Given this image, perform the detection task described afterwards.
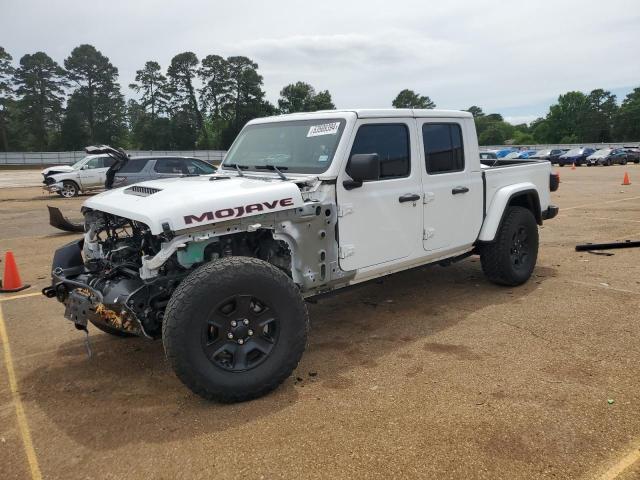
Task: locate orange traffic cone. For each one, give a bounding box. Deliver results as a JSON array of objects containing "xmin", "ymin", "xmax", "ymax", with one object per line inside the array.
[
  {"xmin": 622, "ymin": 172, "xmax": 631, "ymax": 186},
  {"xmin": 0, "ymin": 251, "xmax": 30, "ymax": 293},
  {"xmin": 571, "ymin": 163, "xmax": 576, "ymax": 170}
]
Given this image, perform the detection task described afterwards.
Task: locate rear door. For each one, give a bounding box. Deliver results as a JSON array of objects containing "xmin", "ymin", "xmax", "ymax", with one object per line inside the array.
[
  {"xmin": 419, "ymin": 120, "xmax": 483, "ymax": 252},
  {"xmin": 336, "ymin": 119, "xmax": 422, "ymax": 271}
]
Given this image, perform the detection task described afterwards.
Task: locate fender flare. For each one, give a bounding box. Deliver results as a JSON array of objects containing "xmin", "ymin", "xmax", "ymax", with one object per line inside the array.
[{"xmin": 477, "ymin": 183, "xmax": 541, "ymax": 242}]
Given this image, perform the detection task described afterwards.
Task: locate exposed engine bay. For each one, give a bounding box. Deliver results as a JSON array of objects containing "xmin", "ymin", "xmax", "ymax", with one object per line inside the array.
[{"xmin": 44, "ymin": 209, "xmax": 298, "ymax": 338}]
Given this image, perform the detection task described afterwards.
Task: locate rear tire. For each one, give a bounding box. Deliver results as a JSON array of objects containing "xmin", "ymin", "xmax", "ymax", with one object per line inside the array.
[
  {"xmin": 480, "ymin": 206, "xmax": 539, "ymax": 286},
  {"xmin": 162, "ymin": 257, "xmax": 309, "ymax": 402}
]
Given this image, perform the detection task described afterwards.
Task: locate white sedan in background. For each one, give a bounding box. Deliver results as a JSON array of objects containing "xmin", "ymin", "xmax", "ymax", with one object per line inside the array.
[{"xmin": 42, "ymin": 154, "xmax": 115, "ymax": 197}]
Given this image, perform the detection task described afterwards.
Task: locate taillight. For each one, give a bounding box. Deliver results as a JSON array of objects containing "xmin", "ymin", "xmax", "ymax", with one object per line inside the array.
[{"xmin": 550, "ymin": 173, "xmax": 560, "ymax": 192}]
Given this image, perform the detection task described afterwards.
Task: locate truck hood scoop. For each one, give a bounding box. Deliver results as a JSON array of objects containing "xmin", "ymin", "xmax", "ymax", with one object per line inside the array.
[
  {"xmin": 124, "ymin": 185, "xmax": 163, "ymax": 196},
  {"xmin": 84, "ymin": 175, "xmax": 305, "ymax": 235}
]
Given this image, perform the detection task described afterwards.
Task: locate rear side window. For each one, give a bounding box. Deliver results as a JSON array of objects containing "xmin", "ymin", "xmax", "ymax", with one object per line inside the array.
[
  {"xmin": 102, "ymin": 157, "xmax": 116, "ymax": 168},
  {"xmin": 85, "ymin": 157, "xmax": 102, "ymax": 169},
  {"xmin": 423, "ymin": 123, "xmax": 465, "ymax": 174},
  {"xmin": 118, "ymin": 159, "xmax": 148, "ymax": 173},
  {"xmin": 349, "ymin": 124, "xmax": 410, "ymax": 179}
]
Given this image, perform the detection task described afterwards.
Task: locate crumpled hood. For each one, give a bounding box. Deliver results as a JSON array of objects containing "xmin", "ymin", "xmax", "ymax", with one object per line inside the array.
[
  {"xmin": 42, "ymin": 165, "xmax": 74, "ymax": 175},
  {"xmin": 83, "ymin": 174, "xmax": 306, "ymax": 234}
]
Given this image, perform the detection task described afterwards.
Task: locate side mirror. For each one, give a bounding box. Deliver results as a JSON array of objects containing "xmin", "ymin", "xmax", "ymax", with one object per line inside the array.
[{"xmin": 344, "ymin": 153, "xmax": 380, "ymax": 190}]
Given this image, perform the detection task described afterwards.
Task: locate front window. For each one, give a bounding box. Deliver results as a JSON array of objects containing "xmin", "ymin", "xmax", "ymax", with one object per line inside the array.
[
  {"xmin": 187, "ymin": 159, "xmax": 216, "ymax": 174},
  {"xmin": 565, "ymin": 149, "xmax": 582, "ymax": 156},
  {"xmin": 222, "ymin": 119, "xmax": 346, "ymax": 174},
  {"xmin": 71, "ymin": 157, "xmax": 89, "ymax": 170}
]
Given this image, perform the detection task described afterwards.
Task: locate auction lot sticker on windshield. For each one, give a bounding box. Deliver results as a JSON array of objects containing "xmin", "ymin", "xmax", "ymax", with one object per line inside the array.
[{"xmin": 307, "ymin": 122, "xmax": 340, "ymax": 137}]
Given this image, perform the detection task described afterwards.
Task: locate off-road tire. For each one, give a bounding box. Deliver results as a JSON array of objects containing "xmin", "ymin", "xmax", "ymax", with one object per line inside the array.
[
  {"xmin": 89, "ymin": 319, "xmax": 136, "ymax": 337},
  {"xmin": 480, "ymin": 206, "xmax": 538, "ymax": 286},
  {"xmin": 162, "ymin": 257, "xmax": 309, "ymax": 403}
]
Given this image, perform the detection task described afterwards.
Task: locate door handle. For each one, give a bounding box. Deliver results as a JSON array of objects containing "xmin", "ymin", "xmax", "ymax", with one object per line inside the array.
[
  {"xmin": 452, "ymin": 186, "xmax": 469, "ymax": 195},
  {"xmin": 399, "ymin": 193, "xmax": 421, "ymax": 203}
]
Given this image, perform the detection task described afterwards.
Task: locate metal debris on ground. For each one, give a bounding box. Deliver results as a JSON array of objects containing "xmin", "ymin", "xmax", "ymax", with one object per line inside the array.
[{"xmin": 575, "ymin": 240, "xmax": 640, "ymax": 251}]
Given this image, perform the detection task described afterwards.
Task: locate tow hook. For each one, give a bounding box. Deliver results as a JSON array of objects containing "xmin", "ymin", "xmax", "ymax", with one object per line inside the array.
[{"xmin": 42, "ymin": 286, "xmax": 56, "ymax": 298}]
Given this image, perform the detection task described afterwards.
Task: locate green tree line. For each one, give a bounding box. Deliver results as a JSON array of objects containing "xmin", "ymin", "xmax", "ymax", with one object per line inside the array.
[
  {"xmin": 0, "ymin": 45, "xmax": 335, "ymax": 151},
  {"xmin": 392, "ymin": 88, "xmax": 640, "ymax": 145},
  {"xmin": 1, "ymin": 43, "xmax": 638, "ymax": 152}
]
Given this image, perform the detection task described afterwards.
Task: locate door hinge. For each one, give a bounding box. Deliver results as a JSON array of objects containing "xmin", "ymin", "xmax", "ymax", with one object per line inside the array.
[
  {"xmin": 423, "ymin": 228, "xmax": 435, "ymax": 240},
  {"xmin": 338, "ymin": 204, "xmax": 354, "ymax": 217},
  {"xmin": 423, "ymin": 192, "xmax": 435, "ymax": 204},
  {"xmin": 339, "ymin": 245, "xmax": 356, "ymax": 259}
]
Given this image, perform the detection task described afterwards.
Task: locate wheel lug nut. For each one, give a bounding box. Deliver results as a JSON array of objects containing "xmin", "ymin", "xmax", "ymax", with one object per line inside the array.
[
  {"xmin": 227, "ymin": 332, "xmax": 234, "ymax": 339},
  {"xmin": 248, "ymin": 329, "xmax": 253, "ymax": 336},
  {"xmin": 243, "ymin": 319, "xmax": 249, "ymax": 325},
  {"xmin": 238, "ymin": 339, "xmax": 244, "ymax": 345},
  {"xmin": 231, "ymin": 320, "xmax": 237, "ymax": 327}
]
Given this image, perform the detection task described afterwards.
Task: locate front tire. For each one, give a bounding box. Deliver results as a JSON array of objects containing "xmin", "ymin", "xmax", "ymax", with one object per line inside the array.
[
  {"xmin": 480, "ymin": 206, "xmax": 539, "ymax": 286},
  {"xmin": 59, "ymin": 181, "xmax": 79, "ymax": 198},
  {"xmin": 163, "ymin": 257, "xmax": 309, "ymax": 402}
]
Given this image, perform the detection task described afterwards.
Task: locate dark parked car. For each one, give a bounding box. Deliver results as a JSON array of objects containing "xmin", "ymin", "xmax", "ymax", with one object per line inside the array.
[
  {"xmin": 531, "ymin": 149, "xmax": 552, "ymax": 160},
  {"xmin": 109, "ymin": 156, "xmax": 217, "ymax": 188},
  {"xmin": 623, "ymin": 147, "xmax": 640, "ymax": 163},
  {"xmin": 558, "ymin": 147, "xmax": 596, "ymax": 167},
  {"xmin": 548, "ymin": 149, "xmax": 569, "ymax": 164},
  {"xmin": 586, "ymin": 148, "xmax": 628, "ymax": 166}
]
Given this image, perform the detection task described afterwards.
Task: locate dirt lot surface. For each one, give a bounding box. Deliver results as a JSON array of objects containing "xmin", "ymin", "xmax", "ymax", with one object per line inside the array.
[
  {"xmin": 1, "ymin": 165, "xmax": 639, "ymax": 480},
  {"xmin": 0, "ymin": 170, "xmax": 42, "ymax": 189}
]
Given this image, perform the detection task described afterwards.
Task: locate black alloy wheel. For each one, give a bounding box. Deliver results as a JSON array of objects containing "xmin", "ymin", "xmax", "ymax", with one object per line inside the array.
[{"xmin": 203, "ymin": 294, "xmax": 279, "ymax": 372}]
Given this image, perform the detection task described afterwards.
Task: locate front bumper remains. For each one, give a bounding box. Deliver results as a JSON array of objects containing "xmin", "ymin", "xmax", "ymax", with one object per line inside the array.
[{"xmin": 42, "ymin": 240, "xmax": 145, "ymax": 336}]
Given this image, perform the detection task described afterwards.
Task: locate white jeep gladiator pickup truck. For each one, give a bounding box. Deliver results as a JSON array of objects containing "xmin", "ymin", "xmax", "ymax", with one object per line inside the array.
[{"xmin": 43, "ymin": 109, "xmax": 559, "ymax": 402}]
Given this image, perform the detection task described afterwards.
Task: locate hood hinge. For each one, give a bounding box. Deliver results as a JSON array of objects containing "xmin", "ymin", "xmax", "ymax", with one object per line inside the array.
[
  {"xmin": 338, "ymin": 204, "xmax": 354, "ymax": 217},
  {"xmin": 338, "ymin": 245, "xmax": 355, "ymax": 259}
]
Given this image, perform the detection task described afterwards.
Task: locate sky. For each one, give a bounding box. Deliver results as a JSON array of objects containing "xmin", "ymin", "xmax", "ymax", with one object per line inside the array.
[{"xmin": 2, "ymin": 0, "xmax": 639, "ymax": 125}]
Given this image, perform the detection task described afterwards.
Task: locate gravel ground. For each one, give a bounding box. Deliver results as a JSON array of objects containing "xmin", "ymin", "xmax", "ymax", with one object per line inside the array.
[{"xmin": 0, "ymin": 165, "xmax": 639, "ymax": 480}]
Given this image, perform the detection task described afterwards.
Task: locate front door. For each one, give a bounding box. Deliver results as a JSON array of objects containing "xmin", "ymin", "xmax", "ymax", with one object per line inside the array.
[
  {"xmin": 337, "ymin": 120, "xmax": 422, "ymax": 271},
  {"xmin": 80, "ymin": 157, "xmax": 107, "ymax": 188},
  {"xmin": 418, "ymin": 120, "xmax": 483, "ymax": 252}
]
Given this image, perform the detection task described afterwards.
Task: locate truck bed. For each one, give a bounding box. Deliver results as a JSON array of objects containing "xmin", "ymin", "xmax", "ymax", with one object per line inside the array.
[{"xmin": 481, "ymin": 159, "xmax": 554, "ymax": 226}]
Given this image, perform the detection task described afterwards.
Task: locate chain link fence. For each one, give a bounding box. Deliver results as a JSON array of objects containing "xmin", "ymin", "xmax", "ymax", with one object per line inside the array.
[{"xmin": 0, "ymin": 150, "xmax": 227, "ymax": 166}]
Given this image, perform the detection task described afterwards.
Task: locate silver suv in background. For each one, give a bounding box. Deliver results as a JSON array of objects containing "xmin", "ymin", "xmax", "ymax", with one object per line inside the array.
[
  {"xmin": 110, "ymin": 156, "xmax": 217, "ymax": 188},
  {"xmin": 43, "ymin": 154, "xmax": 116, "ymax": 197}
]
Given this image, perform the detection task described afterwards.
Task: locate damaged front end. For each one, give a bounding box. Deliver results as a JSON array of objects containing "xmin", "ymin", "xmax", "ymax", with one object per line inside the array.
[{"xmin": 42, "ymin": 210, "xmax": 187, "ymax": 338}]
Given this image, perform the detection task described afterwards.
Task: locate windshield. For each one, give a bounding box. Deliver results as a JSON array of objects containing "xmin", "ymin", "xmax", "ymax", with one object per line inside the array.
[
  {"xmin": 222, "ymin": 119, "xmax": 346, "ymax": 174},
  {"xmin": 593, "ymin": 149, "xmax": 611, "ymax": 157},
  {"xmin": 71, "ymin": 157, "xmax": 89, "ymax": 169}
]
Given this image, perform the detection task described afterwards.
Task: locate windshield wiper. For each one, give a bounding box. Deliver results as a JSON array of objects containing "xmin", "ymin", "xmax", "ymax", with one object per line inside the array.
[
  {"xmin": 222, "ymin": 163, "xmax": 249, "ymax": 177},
  {"xmin": 253, "ymin": 164, "xmax": 288, "ymax": 180}
]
